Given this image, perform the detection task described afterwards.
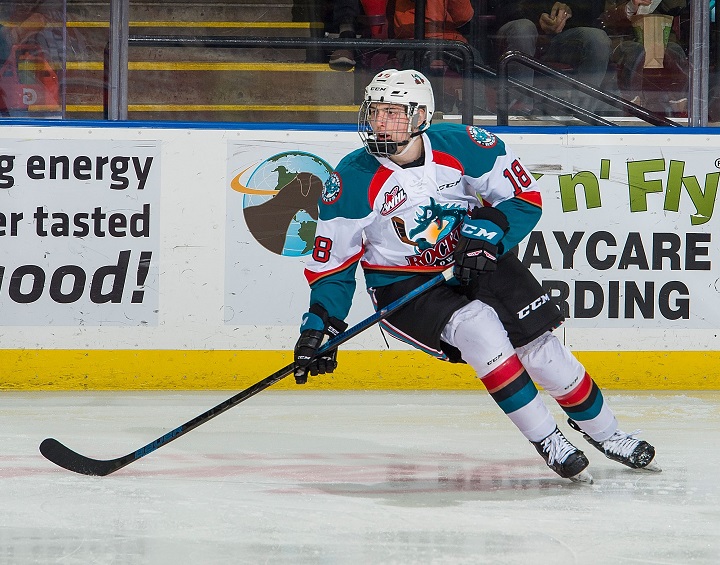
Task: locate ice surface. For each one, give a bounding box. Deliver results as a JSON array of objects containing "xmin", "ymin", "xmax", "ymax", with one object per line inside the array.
[{"xmin": 1, "ymin": 391, "xmax": 718, "ymax": 564}]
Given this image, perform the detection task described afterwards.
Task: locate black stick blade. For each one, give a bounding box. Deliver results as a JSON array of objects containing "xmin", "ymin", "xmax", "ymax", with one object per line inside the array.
[{"xmin": 40, "ymin": 438, "xmax": 130, "ymax": 476}]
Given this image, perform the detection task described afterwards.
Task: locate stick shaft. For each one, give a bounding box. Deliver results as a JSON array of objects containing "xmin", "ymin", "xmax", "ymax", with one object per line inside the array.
[{"xmin": 40, "ymin": 268, "xmax": 453, "ymax": 475}]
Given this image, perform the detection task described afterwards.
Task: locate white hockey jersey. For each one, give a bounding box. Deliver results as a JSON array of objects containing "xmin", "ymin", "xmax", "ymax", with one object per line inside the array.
[{"xmin": 304, "ymin": 123, "xmax": 543, "ymax": 321}]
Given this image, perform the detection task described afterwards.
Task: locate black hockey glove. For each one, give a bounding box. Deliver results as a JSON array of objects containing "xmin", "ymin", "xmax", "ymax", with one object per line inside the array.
[
  {"xmin": 453, "ymin": 206, "xmax": 510, "ymax": 286},
  {"xmin": 294, "ymin": 303, "xmax": 348, "ymax": 384}
]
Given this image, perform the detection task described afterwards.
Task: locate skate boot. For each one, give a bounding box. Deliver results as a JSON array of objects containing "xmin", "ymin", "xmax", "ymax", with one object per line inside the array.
[
  {"xmin": 568, "ymin": 419, "xmax": 661, "ymax": 472},
  {"xmin": 531, "ymin": 426, "xmax": 593, "ymax": 483}
]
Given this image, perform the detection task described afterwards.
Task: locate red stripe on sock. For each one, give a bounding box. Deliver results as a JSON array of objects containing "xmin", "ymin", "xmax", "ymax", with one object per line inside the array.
[
  {"xmin": 480, "ymin": 355, "xmax": 524, "ymax": 394},
  {"xmin": 556, "ymin": 372, "xmax": 593, "ymax": 407}
]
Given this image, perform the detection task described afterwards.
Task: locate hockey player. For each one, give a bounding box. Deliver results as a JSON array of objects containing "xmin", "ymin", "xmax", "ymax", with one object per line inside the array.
[{"xmin": 294, "ymin": 69, "xmax": 660, "ymax": 482}]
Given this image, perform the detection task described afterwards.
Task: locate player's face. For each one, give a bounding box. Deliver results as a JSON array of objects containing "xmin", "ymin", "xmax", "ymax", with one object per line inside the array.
[{"xmin": 367, "ymin": 103, "xmax": 412, "ymax": 144}]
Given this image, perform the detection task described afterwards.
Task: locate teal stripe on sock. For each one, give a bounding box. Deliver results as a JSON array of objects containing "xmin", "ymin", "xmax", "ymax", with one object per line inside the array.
[
  {"xmin": 564, "ymin": 389, "xmax": 604, "ymax": 421},
  {"xmin": 497, "ymin": 381, "xmax": 539, "ymax": 414}
]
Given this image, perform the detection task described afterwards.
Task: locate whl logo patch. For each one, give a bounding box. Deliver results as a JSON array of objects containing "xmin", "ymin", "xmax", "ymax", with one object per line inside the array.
[{"xmin": 380, "ymin": 186, "xmax": 407, "ymax": 216}]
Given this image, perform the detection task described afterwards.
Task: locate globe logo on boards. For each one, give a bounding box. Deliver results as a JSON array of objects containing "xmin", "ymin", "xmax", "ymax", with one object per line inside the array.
[{"xmin": 230, "ymin": 151, "xmax": 333, "ymax": 256}]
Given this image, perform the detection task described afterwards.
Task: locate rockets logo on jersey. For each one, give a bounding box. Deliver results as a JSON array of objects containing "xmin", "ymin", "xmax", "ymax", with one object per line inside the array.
[
  {"xmin": 380, "ymin": 186, "xmax": 407, "ymax": 216},
  {"xmin": 392, "ymin": 199, "xmax": 466, "ymax": 267},
  {"xmin": 467, "ymin": 126, "xmax": 497, "ymax": 148},
  {"xmin": 405, "ymin": 226, "xmax": 460, "ymax": 267},
  {"xmin": 322, "ymin": 172, "xmax": 342, "ymax": 205}
]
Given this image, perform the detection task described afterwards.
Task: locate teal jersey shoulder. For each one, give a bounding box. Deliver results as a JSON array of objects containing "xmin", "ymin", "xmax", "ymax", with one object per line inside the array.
[
  {"xmin": 319, "ymin": 148, "xmax": 378, "ymax": 221},
  {"xmin": 426, "ymin": 123, "xmax": 508, "ymax": 178}
]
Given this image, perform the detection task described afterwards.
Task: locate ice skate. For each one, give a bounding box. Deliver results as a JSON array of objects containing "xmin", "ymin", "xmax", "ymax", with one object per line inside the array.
[
  {"xmin": 531, "ymin": 426, "xmax": 593, "ymax": 484},
  {"xmin": 568, "ymin": 419, "xmax": 661, "ymax": 472}
]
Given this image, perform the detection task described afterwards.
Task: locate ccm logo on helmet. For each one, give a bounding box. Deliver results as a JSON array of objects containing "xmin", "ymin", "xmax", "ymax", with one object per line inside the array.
[{"xmin": 517, "ymin": 294, "xmax": 551, "ymax": 319}]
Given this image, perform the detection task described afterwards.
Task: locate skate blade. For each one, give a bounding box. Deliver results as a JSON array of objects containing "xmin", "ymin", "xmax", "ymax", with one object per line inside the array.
[
  {"xmin": 638, "ymin": 459, "xmax": 662, "ymax": 472},
  {"xmin": 569, "ymin": 470, "xmax": 594, "ymax": 484}
]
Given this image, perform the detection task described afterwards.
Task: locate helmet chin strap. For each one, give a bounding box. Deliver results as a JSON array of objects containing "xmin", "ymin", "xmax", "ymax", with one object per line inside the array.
[
  {"xmin": 393, "ymin": 134, "xmax": 420, "ymax": 158},
  {"xmin": 389, "ymin": 108, "xmax": 425, "ymax": 157}
]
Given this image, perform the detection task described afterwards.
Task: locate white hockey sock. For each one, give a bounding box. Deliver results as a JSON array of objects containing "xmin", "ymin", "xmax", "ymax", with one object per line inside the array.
[
  {"xmin": 442, "ymin": 302, "xmax": 557, "ymax": 442},
  {"xmin": 516, "ymin": 332, "xmax": 618, "ymax": 441}
]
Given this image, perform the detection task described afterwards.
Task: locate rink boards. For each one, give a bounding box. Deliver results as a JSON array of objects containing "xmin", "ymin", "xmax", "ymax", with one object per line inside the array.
[{"xmin": 0, "ymin": 121, "xmax": 718, "ymax": 390}]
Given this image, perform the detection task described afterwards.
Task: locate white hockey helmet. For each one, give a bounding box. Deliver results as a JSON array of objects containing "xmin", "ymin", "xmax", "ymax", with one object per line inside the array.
[{"xmin": 358, "ymin": 69, "xmax": 435, "ymax": 157}]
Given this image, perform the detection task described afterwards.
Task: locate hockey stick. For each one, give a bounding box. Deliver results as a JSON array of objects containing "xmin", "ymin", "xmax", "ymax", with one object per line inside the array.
[{"xmin": 40, "ymin": 267, "xmax": 454, "ymax": 476}]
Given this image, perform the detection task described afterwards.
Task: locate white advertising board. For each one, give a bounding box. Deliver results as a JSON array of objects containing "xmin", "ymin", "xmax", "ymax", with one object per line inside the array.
[
  {"xmin": 516, "ymin": 133, "xmax": 720, "ymax": 329},
  {"xmin": 0, "ymin": 123, "xmax": 718, "ymax": 389},
  {"xmin": 0, "ymin": 137, "xmax": 160, "ymax": 325}
]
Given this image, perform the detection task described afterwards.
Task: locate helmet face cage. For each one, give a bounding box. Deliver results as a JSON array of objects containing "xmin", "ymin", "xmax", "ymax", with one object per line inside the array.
[
  {"xmin": 358, "ymin": 100, "xmax": 421, "ymax": 157},
  {"xmin": 358, "ymin": 70, "xmax": 435, "ymax": 157}
]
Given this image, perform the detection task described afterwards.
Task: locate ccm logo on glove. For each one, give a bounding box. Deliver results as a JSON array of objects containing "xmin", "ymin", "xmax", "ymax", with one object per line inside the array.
[
  {"xmin": 453, "ymin": 206, "xmax": 510, "ymax": 286},
  {"xmin": 460, "ymin": 221, "xmax": 503, "ymax": 244}
]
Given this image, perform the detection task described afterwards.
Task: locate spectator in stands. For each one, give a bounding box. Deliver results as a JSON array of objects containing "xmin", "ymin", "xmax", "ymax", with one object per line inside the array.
[
  {"xmin": 390, "ymin": 0, "xmax": 491, "ymax": 113},
  {"xmin": 391, "ymin": 0, "xmax": 475, "ymax": 44},
  {"xmin": 328, "ymin": 1, "xmax": 399, "ymax": 72},
  {"xmin": 0, "ymin": 0, "xmax": 66, "ymax": 117},
  {"xmin": 0, "ymin": 23, "xmax": 9, "ymax": 115},
  {"xmin": 1, "ymin": 0, "xmax": 66, "ymax": 66},
  {"xmin": 0, "ymin": 23, "xmax": 10, "ymax": 65},
  {"xmin": 329, "ymin": 0, "xmax": 361, "ymax": 71},
  {"xmin": 602, "ymin": 0, "xmax": 689, "ymax": 110},
  {"xmin": 494, "ymin": 1, "xmax": 613, "ymax": 112},
  {"xmin": 391, "ymin": 0, "xmax": 477, "ymax": 67}
]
